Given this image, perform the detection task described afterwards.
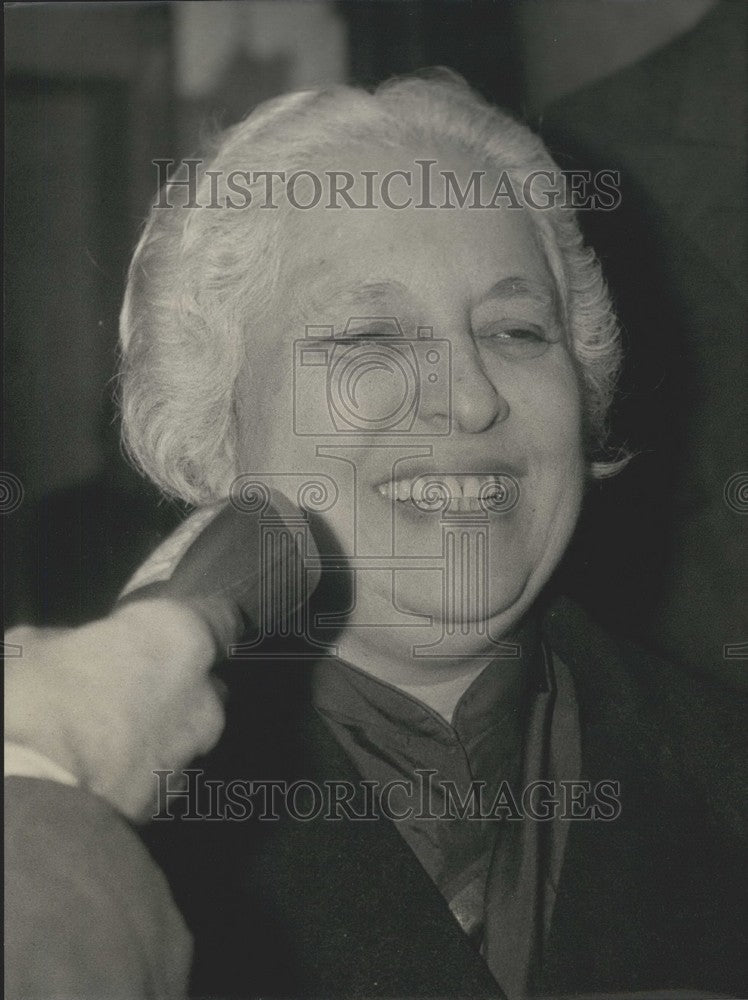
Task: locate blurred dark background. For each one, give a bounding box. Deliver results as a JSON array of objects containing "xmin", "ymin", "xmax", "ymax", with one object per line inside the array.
[{"xmin": 4, "ymin": 1, "xmax": 746, "ymax": 685}]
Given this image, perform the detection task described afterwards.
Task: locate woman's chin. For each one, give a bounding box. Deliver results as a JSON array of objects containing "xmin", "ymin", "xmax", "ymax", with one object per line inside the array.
[{"xmin": 391, "ymin": 568, "xmax": 530, "ymax": 631}]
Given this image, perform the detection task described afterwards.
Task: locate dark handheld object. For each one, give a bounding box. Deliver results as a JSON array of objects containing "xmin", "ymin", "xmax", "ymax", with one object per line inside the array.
[{"xmin": 117, "ymin": 491, "xmax": 321, "ymax": 653}]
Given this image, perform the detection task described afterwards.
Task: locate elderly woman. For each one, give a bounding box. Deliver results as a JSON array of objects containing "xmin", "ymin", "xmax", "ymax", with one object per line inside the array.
[{"xmin": 5, "ymin": 73, "xmax": 745, "ymax": 1000}]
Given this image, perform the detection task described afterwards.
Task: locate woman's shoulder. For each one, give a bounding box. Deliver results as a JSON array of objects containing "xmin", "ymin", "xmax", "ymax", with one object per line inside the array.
[
  {"xmin": 542, "ymin": 592, "xmax": 746, "ymax": 709},
  {"xmin": 542, "ymin": 594, "xmax": 747, "ymax": 843}
]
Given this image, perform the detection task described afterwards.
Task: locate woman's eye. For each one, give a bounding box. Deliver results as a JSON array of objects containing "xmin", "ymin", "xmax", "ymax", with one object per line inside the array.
[
  {"xmin": 339, "ymin": 329, "xmax": 397, "ymax": 342},
  {"xmin": 480, "ymin": 325, "xmax": 551, "ymax": 359}
]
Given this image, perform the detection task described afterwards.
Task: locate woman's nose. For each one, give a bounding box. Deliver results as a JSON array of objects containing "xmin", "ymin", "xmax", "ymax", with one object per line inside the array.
[{"xmin": 423, "ymin": 337, "xmax": 509, "ymax": 433}]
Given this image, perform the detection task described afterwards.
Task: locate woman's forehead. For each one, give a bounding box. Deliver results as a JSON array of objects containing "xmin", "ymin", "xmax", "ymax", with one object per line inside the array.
[{"xmin": 279, "ymin": 198, "xmax": 555, "ymax": 318}]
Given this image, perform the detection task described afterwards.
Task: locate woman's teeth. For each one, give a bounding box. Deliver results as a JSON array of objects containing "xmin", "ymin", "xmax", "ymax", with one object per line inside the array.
[{"xmin": 375, "ymin": 474, "xmax": 511, "ymax": 511}]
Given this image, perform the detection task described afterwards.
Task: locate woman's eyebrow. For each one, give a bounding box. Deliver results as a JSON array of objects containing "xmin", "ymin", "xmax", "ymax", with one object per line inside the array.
[
  {"xmin": 474, "ymin": 276, "xmax": 558, "ymax": 314},
  {"xmin": 301, "ymin": 278, "xmax": 417, "ymax": 326},
  {"xmin": 327, "ymin": 278, "xmax": 412, "ymax": 311}
]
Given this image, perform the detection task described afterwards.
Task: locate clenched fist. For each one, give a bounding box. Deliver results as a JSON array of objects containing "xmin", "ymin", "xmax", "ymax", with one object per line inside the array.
[{"xmin": 5, "ymin": 599, "xmax": 225, "ymax": 821}]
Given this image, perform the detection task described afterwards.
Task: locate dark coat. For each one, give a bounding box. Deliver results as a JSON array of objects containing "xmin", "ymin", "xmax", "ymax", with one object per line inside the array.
[
  {"xmin": 6, "ymin": 597, "xmax": 746, "ymax": 998},
  {"xmin": 144, "ymin": 596, "xmax": 747, "ymax": 998}
]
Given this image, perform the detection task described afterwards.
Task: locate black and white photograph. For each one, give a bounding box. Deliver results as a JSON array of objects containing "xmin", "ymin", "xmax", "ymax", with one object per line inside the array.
[{"xmin": 4, "ymin": 2, "xmax": 747, "ymax": 998}]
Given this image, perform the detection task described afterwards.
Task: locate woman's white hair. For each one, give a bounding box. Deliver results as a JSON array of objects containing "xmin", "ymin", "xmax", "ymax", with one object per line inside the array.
[{"xmin": 119, "ymin": 70, "xmax": 627, "ymax": 507}]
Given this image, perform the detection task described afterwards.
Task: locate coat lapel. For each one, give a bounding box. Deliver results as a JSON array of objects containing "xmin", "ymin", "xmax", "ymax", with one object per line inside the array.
[
  {"xmin": 238, "ymin": 708, "xmax": 502, "ymax": 997},
  {"xmin": 153, "ymin": 660, "xmax": 502, "ymax": 998},
  {"xmin": 538, "ymin": 596, "xmax": 745, "ymax": 996}
]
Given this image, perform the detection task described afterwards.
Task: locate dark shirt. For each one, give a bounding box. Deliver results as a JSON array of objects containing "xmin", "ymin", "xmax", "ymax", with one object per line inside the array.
[{"xmin": 311, "ymin": 617, "xmax": 580, "ymax": 998}]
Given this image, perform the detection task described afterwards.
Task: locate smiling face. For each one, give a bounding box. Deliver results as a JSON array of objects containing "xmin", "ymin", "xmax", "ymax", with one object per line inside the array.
[{"xmin": 235, "ymin": 143, "xmax": 585, "ymax": 666}]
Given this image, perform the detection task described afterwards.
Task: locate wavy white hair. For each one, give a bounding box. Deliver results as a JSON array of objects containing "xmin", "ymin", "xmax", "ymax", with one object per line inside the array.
[{"xmin": 119, "ymin": 70, "xmax": 627, "ymax": 506}]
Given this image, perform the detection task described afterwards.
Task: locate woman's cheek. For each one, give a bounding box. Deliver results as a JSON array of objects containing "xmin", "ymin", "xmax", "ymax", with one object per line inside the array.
[{"xmin": 516, "ymin": 370, "xmax": 583, "ymax": 458}]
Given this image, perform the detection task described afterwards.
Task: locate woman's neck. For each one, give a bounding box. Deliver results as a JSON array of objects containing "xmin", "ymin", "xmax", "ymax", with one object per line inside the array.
[{"xmin": 334, "ymin": 613, "xmax": 539, "ymax": 723}]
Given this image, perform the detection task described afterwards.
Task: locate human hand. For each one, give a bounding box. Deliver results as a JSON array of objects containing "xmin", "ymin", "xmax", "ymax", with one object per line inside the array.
[{"xmin": 5, "ymin": 599, "xmax": 224, "ymax": 821}]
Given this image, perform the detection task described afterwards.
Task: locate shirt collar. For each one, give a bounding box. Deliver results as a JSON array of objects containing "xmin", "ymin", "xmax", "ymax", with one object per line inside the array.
[{"xmin": 311, "ymin": 613, "xmax": 547, "ymax": 750}]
